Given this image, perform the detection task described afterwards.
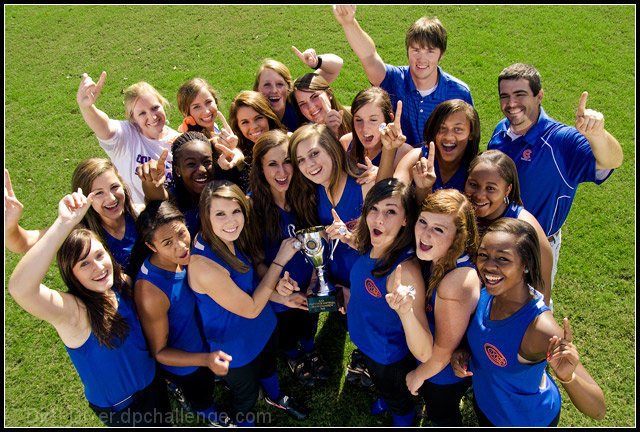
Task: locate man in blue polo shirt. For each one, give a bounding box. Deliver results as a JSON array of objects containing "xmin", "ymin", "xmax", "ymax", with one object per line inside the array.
[
  {"xmin": 333, "ymin": 5, "xmax": 473, "ymax": 147},
  {"xmin": 488, "ymin": 63, "xmax": 623, "ymax": 288}
]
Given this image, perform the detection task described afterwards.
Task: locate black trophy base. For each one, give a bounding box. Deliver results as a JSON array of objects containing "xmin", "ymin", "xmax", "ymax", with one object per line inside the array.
[{"xmin": 307, "ymin": 294, "xmax": 338, "ymax": 313}]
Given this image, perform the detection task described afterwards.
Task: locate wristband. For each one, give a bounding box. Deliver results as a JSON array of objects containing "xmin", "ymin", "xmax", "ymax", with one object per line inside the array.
[
  {"xmin": 313, "ymin": 56, "xmax": 323, "ymax": 70},
  {"xmin": 556, "ymin": 371, "xmax": 576, "ymax": 384},
  {"xmin": 272, "ymin": 261, "xmax": 284, "ymax": 268}
]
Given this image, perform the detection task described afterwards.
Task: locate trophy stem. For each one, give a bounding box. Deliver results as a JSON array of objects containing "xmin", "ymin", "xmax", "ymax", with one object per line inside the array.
[{"xmin": 316, "ymin": 267, "xmax": 330, "ymax": 296}]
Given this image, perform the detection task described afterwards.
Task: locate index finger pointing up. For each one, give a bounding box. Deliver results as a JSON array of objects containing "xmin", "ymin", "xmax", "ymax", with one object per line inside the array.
[
  {"xmin": 5, "ymin": 169, "xmax": 15, "ymax": 197},
  {"xmin": 394, "ymin": 264, "xmax": 403, "ymax": 291},
  {"xmin": 217, "ymin": 111, "xmax": 232, "ymax": 133},
  {"xmin": 331, "ymin": 208, "xmax": 343, "ymax": 224},
  {"xmin": 291, "ymin": 45, "xmax": 304, "ymax": 60},
  {"xmin": 577, "ymin": 91, "xmax": 588, "ymax": 117},
  {"xmin": 157, "ymin": 148, "xmax": 169, "ymax": 167},
  {"xmin": 562, "ymin": 317, "xmax": 573, "ymax": 343},
  {"xmin": 395, "ymin": 100, "xmax": 403, "ymax": 125}
]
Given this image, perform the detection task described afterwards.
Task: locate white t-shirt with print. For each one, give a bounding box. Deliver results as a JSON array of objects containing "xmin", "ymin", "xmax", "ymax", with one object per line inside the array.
[{"xmin": 97, "ymin": 119, "xmax": 180, "ymax": 205}]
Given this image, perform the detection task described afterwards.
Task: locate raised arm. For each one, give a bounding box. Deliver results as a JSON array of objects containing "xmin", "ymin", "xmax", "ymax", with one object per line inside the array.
[
  {"xmin": 292, "ymin": 46, "xmax": 344, "ymax": 85},
  {"xmin": 332, "ymin": 5, "xmax": 387, "ymax": 86},
  {"xmin": 76, "ymin": 71, "xmax": 116, "ymax": 141},
  {"xmin": 575, "ymin": 92, "xmax": 623, "ymax": 170}
]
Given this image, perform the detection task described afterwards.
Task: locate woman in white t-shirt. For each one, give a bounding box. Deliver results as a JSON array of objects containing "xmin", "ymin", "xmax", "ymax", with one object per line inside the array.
[{"xmin": 77, "ymin": 72, "xmax": 180, "ymax": 205}]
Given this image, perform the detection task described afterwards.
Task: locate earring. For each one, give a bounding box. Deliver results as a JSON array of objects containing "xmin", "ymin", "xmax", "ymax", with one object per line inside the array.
[
  {"xmin": 504, "ymin": 196, "xmax": 510, "ymax": 205},
  {"xmin": 524, "ymin": 268, "xmax": 529, "ymax": 274}
]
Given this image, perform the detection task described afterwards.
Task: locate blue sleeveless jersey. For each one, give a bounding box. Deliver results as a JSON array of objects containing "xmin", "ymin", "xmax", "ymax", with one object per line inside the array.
[
  {"xmin": 282, "ymin": 102, "xmax": 301, "ymax": 132},
  {"xmin": 502, "ymin": 203, "xmax": 524, "ymax": 219},
  {"xmin": 348, "ymin": 248, "xmax": 415, "ymax": 365},
  {"xmin": 167, "ymin": 184, "xmax": 200, "ymax": 239},
  {"xmin": 65, "ymin": 288, "xmax": 155, "ymax": 408},
  {"xmin": 346, "ymin": 140, "xmax": 383, "ymax": 167},
  {"xmin": 468, "ymin": 287, "xmax": 561, "ymax": 426},
  {"xmin": 263, "ymin": 208, "xmax": 314, "ymax": 313},
  {"xmin": 420, "ymin": 144, "xmax": 468, "ymax": 193},
  {"xmin": 317, "ymin": 175, "xmax": 363, "ymax": 287},
  {"xmin": 191, "ymin": 234, "xmax": 276, "ymax": 368},
  {"xmin": 104, "ymin": 212, "xmax": 137, "ymax": 274},
  {"xmin": 423, "ymin": 254, "xmax": 477, "ymax": 385},
  {"xmin": 136, "ymin": 258, "xmax": 207, "ymax": 376}
]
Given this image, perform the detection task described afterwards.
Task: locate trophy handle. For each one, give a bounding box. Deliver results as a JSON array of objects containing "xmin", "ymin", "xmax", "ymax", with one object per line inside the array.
[
  {"xmin": 287, "ymin": 223, "xmax": 297, "ymax": 238},
  {"xmin": 329, "ymin": 237, "xmax": 339, "ymax": 261}
]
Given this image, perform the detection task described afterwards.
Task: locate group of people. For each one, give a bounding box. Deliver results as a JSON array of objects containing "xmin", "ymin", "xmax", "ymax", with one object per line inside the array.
[{"xmin": 6, "ymin": 5, "xmax": 621, "ymax": 427}]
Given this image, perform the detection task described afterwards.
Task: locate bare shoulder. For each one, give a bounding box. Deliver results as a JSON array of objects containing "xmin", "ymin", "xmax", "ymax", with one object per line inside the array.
[
  {"xmin": 437, "ymin": 266, "xmax": 481, "ymax": 303},
  {"xmin": 187, "ymin": 254, "xmax": 230, "ymax": 294}
]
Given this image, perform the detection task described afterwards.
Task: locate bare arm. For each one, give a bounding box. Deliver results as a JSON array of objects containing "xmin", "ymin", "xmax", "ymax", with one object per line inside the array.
[
  {"xmin": 76, "ymin": 71, "xmax": 116, "ymax": 141},
  {"xmin": 292, "ymin": 46, "xmax": 344, "ymax": 85}
]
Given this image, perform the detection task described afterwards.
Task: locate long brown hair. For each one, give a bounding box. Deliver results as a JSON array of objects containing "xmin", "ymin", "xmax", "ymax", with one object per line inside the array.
[
  {"xmin": 420, "ymin": 189, "xmax": 479, "ymax": 303},
  {"xmin": 176, "ymin": 78, "xmax": 220, "ymax": 138},
  {"xmin": 354, "ymin": 178, "xmax": 418, "ymax": 277},
  {"xmin": 57, "ymin": 229, "xmax": 130, "ymax": 349},
  {"xmin": 348, "ymin": 87, "xmax": 394, "ymax": 165},
  {"xmin": 198, "ymin": 180, "xmax": 260, "ymax": 273}
]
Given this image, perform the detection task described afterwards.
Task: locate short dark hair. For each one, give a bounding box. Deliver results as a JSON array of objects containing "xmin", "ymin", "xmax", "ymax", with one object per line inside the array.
[
  {"xmin": 405, "ymin": 16, "xmax": 447, "ymax": 53},
  {"xmin": 498, "ymin": 63, "xmax": 542, "ymax": 96}
]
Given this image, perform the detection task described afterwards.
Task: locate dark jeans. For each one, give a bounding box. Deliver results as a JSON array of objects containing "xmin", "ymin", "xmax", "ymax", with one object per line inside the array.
[
  {"xmin": 89, "ymin": 373, "xmax": 171, "ymax": 427},
  {"xmin": 161, "ymin": 366, "xmax": 217, "ymax": 412},
  {"xmin": 419, "ymin": 376, "xmax": 472, "ymax": 426},
  {"xmin": 222, "ymin": 329, "xmax": 278, "ymax": 416},
  {"xmin": 362, "ymin": 351, "xmax": 417, "ymax": 417}
]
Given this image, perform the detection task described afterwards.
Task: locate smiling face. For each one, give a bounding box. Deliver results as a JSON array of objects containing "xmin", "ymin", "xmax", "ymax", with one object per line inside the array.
[
  {"xmin": 294, "ymin": 136, "xmax": 333, "ymax": 188},
  {"xmin": 262, "ymin": 142, "xmax": 293, "ymax": 194},
  {"xmin": 147, "ymin": 220, "xmax": 191, "ymax": 268},
  {"xmin": 366, "ymin": 195, "xmax": 407, "ymax": 254},
  {"xmin": 209, "ymin": 197, "xmax": 245, "ymax": 246},
  {"xmin": 499, "ymin": 78, "xmax": 543, "ymax": 135},
  {"xmin": 131, "ymin": 91, "xmax": 167, "ymax": 139},
  {"xmin": 257, "ymin": 69, "xmax": 289, "ymax": 118},
  {"xmin": 476, "ymin": 230, "xmax": 527, "ymax": 296},
  {"xmin": 175, "ymin": 140, "xmax": 214, "ymax": 197},
  {"xmin": 353, "ymin": 102, "xmax": 385, "ymax": 152},
  {"xmin": 407, "ymin": 42, "xmax": 442, "ymax": 88},
  {"xmin": 294, "ymin": 89, "xmax": 331, "ymax": 124},
  {"xmin": 90, "ymin": 169, "xmax": 126, "ymax": 223},
  {"xmin": 464, "ymin": 162, "xmax": 512, "ymax": 220},
  {"xmin": 236, "ymin": 105, "xmax": 270, "ymax": 143},
  {"xmin": 72, "ymin": 238, "xmax": 114, "ymax": 293},
  {"xmin": 189, "ymin": 87, "xmax": 218, "ymax": 131},
  {"xmin": 414, "ymin": 211, "xmax": 457, "ymax": 262},
  {"xmin": 435, "ymin": 110, "xmax": 471, "ymax": 166}
]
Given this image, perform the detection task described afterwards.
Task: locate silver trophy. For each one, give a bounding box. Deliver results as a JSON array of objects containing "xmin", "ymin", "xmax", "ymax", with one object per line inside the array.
[{"xmin": 289, "ymin": 225, "xmax": 339, "ymax": 313}]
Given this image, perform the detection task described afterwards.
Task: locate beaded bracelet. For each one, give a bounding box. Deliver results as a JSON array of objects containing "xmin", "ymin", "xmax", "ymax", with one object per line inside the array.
[{"xmin": 556, "ymin": 371, "xmax": 576, "ymax": 384}]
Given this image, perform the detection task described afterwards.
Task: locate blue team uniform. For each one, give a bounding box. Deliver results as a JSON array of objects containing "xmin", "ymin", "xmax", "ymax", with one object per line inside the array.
[
  {"xmin": 190, "ymin": 234, "xmax": 276, "ymax": 368},
  {"xmin": 135, "ymin": 258, "xmax": 207, "ymax": 376},
  {"xmin": 380, "ymin": 65, "xmax": 474, "ymax": 147},
  {"xmin": 282, "ymin": 102, "xmax": 301, "ymax": 132},
  {"xmin": 467, "ymin": 287, "xmax": 560, "ymax": 426},
  {"xmin": 488, "ymin": 107, "xmax": 613, "ymax": 237},
  {"xmin": 65, "ymin": 288, "xmax": 155, "ymax": 409},
  {"xmin": 103, "ymin": 212, "xmax": 137, "ymax": 274},
  {"xmin": 317, "ymin": 175, "xmax": 363, "ymax": 287}
]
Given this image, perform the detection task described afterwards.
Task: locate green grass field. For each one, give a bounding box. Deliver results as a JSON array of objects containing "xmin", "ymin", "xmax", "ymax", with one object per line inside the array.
[{"xmin": 4, "ymin": 4, "xmax": 635, "ymax": 427}]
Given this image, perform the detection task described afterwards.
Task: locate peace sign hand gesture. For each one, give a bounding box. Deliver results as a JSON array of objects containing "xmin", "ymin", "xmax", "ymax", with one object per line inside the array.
[
  {"xmin": 412, "ymin": 141, "xmax": 437, "ymax": 191},
  {"xmin": 77, "ymin": 71, "xmax": 106, "ymax": 109},
  {"xmin": 356, "ymin": 156, "xmax": 378, "ymax": 185},
  {"xmin": 385, "ymin": 264, "xmax": 416, "ymax": 316},
  {"xmin": 58, "ymin": 188, "xmax": 96, "ymax": 226},
  {"xmin": 575, "ymin": 92, "xmax": 605, "ymax": 138},
  {"xmin": 380, "ymin": 101, "xmax": 406, "ymax": 151},
  {"xmin": 136, "ymin": 149, "xmax": 168, "ymax": 188},
  {"xmin": 4, "ymin": 169, "xmax": 24, "ymax": 229},
  {"xmin": 212, "ymin": 111, "xmax": 238, "ymax": 150},
  {"xmin": 292, "ymin": 46, "xmax": 321, "ymax": 70},
  {"xmin": 548, "ymin": 317, "xmax": 580, "ymax": 384},
  {"xmin": 215, "ymin": 144, "xmax": 245, "ymax": 170}
]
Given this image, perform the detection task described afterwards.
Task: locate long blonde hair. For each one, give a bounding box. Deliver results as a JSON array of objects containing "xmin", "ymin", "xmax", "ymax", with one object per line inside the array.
[{"xmin": 123, "ymin": 81, "xmax": 169, "ymax": 122}]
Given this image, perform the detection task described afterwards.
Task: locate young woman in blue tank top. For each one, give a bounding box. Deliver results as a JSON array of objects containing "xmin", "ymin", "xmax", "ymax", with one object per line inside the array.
[
  {"xmin": 188, "ymin": 180, "xmax": 309, "ymax": 426},
  {"xmin": 5, "ymin": 159, "xmax": 140, "ymax": 278},
  {"xmin": 347, "ymin": 178, "xmax": 426, "ymax": 426},
  {"xmin": 387, "ymin": 189, "xmax": 482, "ymax": 426},
  {"xmin": 288, "ymin": 123, "xmax": 375, "ymax": 307},
  {"xmin": 249, "ymin": 130, "xmax": 330, "ymax": 387},
  {"xmin": 378, "ymin": 99, "xmax": 481, "ymax": 204},
  {"xmin": 451, "ymin": 218, "xmax": 605, "ymax": 426},
  {"xmin": 8, "ymin": 190, "xmax": 169, "ymax": 426},
  {"xmin": 128, "ymin": 200, "xmax": 233, "ymax": 426},
  {"xmin": 464, "ymin": 149, "xmax": 553, "ymax": 304}
]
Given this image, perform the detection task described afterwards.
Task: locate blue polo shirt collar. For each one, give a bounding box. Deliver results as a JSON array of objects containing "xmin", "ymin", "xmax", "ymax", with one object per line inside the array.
[
  {"xmin": 501, "ymin": 106, "xmax": 553, "ymax": 147},
  {"xmin": 407, "ymin": 66, "xmax": 443, "ymax": 97}
]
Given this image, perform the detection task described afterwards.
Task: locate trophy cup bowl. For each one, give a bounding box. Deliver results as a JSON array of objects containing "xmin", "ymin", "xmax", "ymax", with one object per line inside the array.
[{"xmin": 294, "ymin": 226, "xmax": 338, "ymax": 313}]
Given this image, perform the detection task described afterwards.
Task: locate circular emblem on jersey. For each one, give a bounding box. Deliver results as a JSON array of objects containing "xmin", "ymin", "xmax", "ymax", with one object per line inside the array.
[
  {"xmin": 365, "ymin": 278, "xmax": 382, "ymax": 298},
  {"xmin": 522, "ymin": 149, "xmax": 532, "ymax": 161},
  {"xmin": 346, "ymin": 219, "xmax": 359, "ymax": 231},
  {"xmin": 306, "ymin": 239, "xmax": 318, "ymax": 250},
  {"xmin": 425, "ymin": 304, "xmax": 433, "ymax": 313},
  {"xmin": 484, "ymin": 343, "xmax": 507, "ymax": 367}
]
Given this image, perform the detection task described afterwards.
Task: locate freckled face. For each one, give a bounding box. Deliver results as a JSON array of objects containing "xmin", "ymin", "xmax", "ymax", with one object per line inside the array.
[{"xmin": 414, "ymin": 211, "xmax": 456, "ymax": 263}]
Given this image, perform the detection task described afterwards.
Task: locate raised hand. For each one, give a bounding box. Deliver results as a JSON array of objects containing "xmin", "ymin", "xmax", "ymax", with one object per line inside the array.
[
  {"xmin": 547, "ymin": 317, "xmax": 580, "ymax": 384},
  {"xmin": 58, "ymin": 188, "xmax": 95, "ymax": 225},
  {"xmin": 274, "ymin": 237, "xmax": 303, "ymax": 266},
  {"xmin": 207, "ymin": 350, "xmax": 232, "ymax": 376},
  {"xmin": 292, "ymin": 46, "xmax": 321, "ymax": 69},
  {"xmin": 412, "ymin": 141, "xmax": 437, "ymax": 191},
  {"xmin": 76, "ymin": 71, "xmax": 106, "ymax": 109},
  {"xmin": 275, "ymin": 270, "xmax": 301, "ymax": 297},
  {"xmin": 325, "ymin": 208, "xmax": 350, "ymax": 242},
  {"xmin": 213, "ymin": 111, "xmax": 238, "ymax": 150},
  {"xmin": 136, "ymin": 148, "xmax": 168, "ymax": 187},
  {"xmin": 215, "ymin": 144, "xmax": 245, "ymax": 170},
  {"xmin": 356, "ymin": 156, "xmax": 378, "ymax": 185},
  {"xmin": 575, "ymin": 92, "xmax": 605, "ymax": 138},
  {"xmin": 385, "ymin": 264, "xmax": 416, "ymax": 316},
  {"xmin": 4, "ymin": 169, "xmax": 24, "ymax": 228},
  {"xmin": 380, "ymin": 101, "xmax": 406, "ymax": 151},
  {"xmin": 322, "ymin": 93, "xmax": 343, "ymax": 136},
  {"xmin": 332, "ymin": 4, "xmax": 357, "ymax": 25}
]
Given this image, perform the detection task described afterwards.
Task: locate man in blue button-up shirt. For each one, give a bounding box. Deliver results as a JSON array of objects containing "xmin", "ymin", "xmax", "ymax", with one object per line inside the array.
[{"xmin": 333, "ymin": 5, "xmax": 473, "ymax": 147}]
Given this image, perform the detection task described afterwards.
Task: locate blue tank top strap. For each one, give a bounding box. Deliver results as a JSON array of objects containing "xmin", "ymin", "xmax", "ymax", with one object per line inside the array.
[
  {"xmin": 502, "ymin": 203, "xmax": 524, "ymax": 219},
  {"xmin": 65, "ymin": 287, "xmax": 156, "ymax": 408},
  {"xmin": 190, "ymin": 234, "xmax": 276, "ymax": 368},
  {"xmin": 467, "ymin": 288, "xmax": 559, "ymax": 426},
  {"xmin": 136, "ymin": 258, "xmax": 206, "ymax": 376},
  {"xmin": 103, "ymin": 212, "xmax": 138, "ymax": 274}
]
